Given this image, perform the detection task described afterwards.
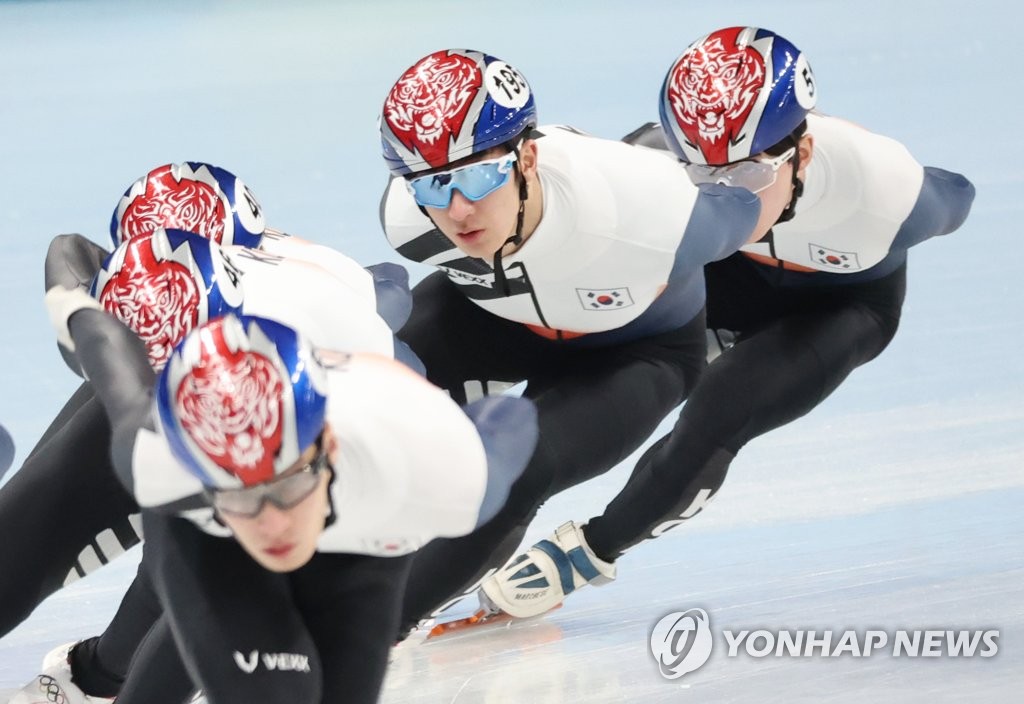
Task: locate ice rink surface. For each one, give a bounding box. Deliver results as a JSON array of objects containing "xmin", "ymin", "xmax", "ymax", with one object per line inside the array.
[{"xmin": 0, "ymin": 1, "xmax": 1021, "ymax": 701}]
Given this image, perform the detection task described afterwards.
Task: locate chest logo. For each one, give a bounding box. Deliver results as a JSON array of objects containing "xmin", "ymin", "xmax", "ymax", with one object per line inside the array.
[{"xmin": 577, "ymin": 287, "xmax": 634, "ymax": 310}]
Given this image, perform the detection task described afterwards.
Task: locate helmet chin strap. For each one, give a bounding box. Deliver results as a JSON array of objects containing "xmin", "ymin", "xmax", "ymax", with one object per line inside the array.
[
  {"xmin": 491, "ymin": 145, "xmax": 528, "ymax": 297},
  {"xmin": 323, "ymin": 458, "xmax": 338, "ymax": 528},
  {"xmin": 774, "ymin": 140, "xmax": 804, "ymax": 226}
]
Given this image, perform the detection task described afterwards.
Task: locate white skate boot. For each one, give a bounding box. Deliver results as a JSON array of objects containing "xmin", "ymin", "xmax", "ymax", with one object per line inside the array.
[
  {"xmin": 8, "ymin": 642, "xmax": 113, "ymax": 704},
  {"xmin": 480, "ymin": 521, "xmax": 616, "ymax": 618}
]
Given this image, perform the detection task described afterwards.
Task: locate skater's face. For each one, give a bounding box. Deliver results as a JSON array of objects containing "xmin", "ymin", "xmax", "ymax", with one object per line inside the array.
[
  {"xmin": 415, "ymin": 141, "xmax": 539, "ymax": 260},
  {"xmin": 747, "ymin": 133, "xmax": 814, "ymax": 242},
  {"xmin": 218, "ymin": 430, "xmax": 335, "ymax": 573}
]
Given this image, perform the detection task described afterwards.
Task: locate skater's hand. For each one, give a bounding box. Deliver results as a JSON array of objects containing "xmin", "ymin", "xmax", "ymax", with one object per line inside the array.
[{"xmin": 44, "ymin": 284, "xmax": 102, "ymax": 355}]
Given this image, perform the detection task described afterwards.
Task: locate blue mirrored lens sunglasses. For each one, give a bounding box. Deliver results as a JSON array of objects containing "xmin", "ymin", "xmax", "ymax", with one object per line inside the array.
[{"xmin": 406, "ymin": 152, "xmax": 518, "ymax": 208}]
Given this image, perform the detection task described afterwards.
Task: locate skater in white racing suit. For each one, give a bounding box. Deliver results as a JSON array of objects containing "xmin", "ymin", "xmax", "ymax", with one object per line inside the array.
[
  {"xmin": 376, "ymin": 48, "xmax": 761, "ymax": 633},
  {"xmin": 483, "ymin": 26, "xmax": 975, "ymax": 618}
]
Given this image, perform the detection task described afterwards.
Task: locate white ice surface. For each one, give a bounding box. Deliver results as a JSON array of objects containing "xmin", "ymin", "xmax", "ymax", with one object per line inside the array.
[{"xmin": 1, "ymin": 1, "xmax": 1021, "ymax": 701}]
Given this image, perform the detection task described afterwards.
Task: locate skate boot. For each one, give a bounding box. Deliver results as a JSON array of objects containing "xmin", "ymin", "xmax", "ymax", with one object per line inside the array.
[
  {"xmin": 9, "ymin": 642, "xmax": 114, "ymax": 704},
  {"xmin": 480, "ymin": 521, "xmax": 616, "ymax": 618}
]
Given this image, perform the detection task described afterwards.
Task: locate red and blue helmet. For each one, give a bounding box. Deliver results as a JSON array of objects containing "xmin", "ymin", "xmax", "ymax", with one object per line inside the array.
[
  {"xmin": 90, "ymin": 228, "xmax": 245, "ymax": 370},
  {"xmin": 110, "ymin": 162, "xmax": 266, "ymax": 249},
  {"xmin": 659, "ymin": 27, "xmax": 817, "ymax": 166},
  {"xmin": 380, "ymin": 49, "xmax": 538, "ymax": 176},
  {"xmin": 157, "ymin": 314, "xmax": 328, "ymax": 490}
]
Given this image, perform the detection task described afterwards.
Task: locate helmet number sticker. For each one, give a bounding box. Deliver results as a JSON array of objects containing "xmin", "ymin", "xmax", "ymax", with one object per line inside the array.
[
  {"xmin": 794, "ymin": 54, "xmax": 817, "ymax": 109},
  {"xmin": 242, "ymin": 186, "xmax": 262, "ymax": 220},
  {"xmin": 485, "ymin": 61, "xmax": 531, "ymax": 109},
  {"xmin": 212, "ymin": 247, "xmax": 246, "ymax": 308},
  {"xmin": 217, "ymin": 249, "xmax": 243, "ymax": 286}
]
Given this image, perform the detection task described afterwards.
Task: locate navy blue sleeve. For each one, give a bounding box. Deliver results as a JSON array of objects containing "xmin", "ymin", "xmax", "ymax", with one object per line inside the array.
[
  {"xmin": 892, "ymin": 167, "xmax": 975, "ymax": 250},
  {"xmin": 676, "ymin": 183, "xmax": 761, "ymax": 267},
  {"xmin": 364, "ymin": 262, "xmax": 414, "ymax": 332},
  {"xmin": 460, "ymin": 396, "xmax": 538, "ymax": 528},
  {"xmin": 392, "ymin": 337, "xmax": 427, "ymax": 377},
  {"xmin": 364, "ymin": 261, "xmax": 425, "ymax": 374}
]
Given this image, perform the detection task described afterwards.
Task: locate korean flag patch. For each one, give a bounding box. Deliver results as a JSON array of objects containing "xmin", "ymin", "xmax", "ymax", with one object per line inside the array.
[
  {"xmin": 577, "ymin": 287, "xmax": 634, "ymax": 310},
  {"xmin": 809, "ymin": 244, "xmax": 861, "ymax": 271}
]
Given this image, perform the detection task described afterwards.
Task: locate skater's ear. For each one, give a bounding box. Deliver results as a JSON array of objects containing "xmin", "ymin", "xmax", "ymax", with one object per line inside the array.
[{"xmin": 321, "ymin": 422, "xmax": 338, "ymax": 476}]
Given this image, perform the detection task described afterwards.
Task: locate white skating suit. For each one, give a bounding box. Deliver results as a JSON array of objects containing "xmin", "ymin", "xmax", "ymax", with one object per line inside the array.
[
  {"xmin": 738, "ymin": 112, "xmax": 973, "ymax": 284},
  {"xmin": 580, "ymin": 114, "xmax": 975, "ymax": 562},
  {"xmin": 258, "ymin": 229, "xmax": 378, "ymax": 301},
  {"xmin": 129, "ymin": 350, "xmax": 532, "ymax": 556},
  {"xmin": 381, "ymin": 124, "xmax": 761, "ymax": 345},
  {"xmin": 224, "ymin": 240, "xmax": 397, "ymax": 358},
  {"xmin": 254, "ymin": 228, "xmax": 415, "ymax": 342},
  {"xmin": 380, "ymin": 126, "xmax": 760, "ymax": 631}
]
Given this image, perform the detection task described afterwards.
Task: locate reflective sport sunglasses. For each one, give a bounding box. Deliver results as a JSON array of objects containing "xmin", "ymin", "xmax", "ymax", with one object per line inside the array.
[
  {"xmin": 684, "ymin": 146, "xmax": 796, "ymax": 194},
  {"xmin": 406, "ymin": 152, "xmax": 518, "ymax": 208},
  {"xmin": 207, "ymin": 447, "xmax": 329, "ymax": 518}
]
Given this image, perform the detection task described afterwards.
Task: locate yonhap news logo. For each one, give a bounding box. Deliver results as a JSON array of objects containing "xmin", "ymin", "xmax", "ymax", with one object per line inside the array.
[
  {"xmin": 649, "ymin": 609, "xmax": 999, "ymax": 680},
  {"xmin": 649, "ymin": 609, "xmax": 714, "ymax": 679}
]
